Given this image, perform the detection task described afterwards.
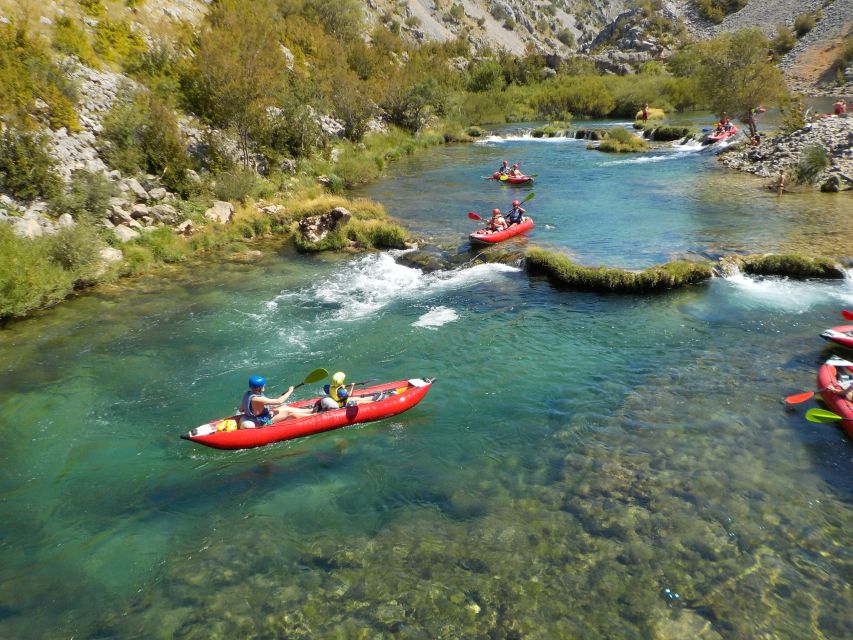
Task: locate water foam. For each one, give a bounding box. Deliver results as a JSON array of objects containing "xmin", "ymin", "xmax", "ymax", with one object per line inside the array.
[
  {"xmin": 274, "ymin": 253, "xmax": 519, "ymax": 323},
  {"xmin": 477, "ymin": 133, "xmax": 582, "ymax": 144},
  {"xmin": 722, "ymin": 270, "xmax": 853, "ymax": 312},
  {"xmin": 412, "ymin": 306, "xmax": 459, "ymax": 329}
]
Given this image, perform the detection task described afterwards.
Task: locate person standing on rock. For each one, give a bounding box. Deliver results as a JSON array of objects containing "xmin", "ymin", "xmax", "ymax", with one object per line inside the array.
[{"xmin": 641, "ymin": 103, "xmax": 649, "ymax": 125}]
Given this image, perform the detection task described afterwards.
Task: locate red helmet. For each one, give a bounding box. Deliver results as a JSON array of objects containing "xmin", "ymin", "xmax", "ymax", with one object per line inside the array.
[
  {"xmin": 502, "ymin": 160, "xmax": 508, "ymax": 164},
  {"xmin": 512, "ymin": 163, "xmax": 519, "ymax": 168},
  {"xmin": 512, "ymin": 200, "xmax": 520, "ymax": 207},
  {"xmin": 492, "ymin": 208, "xmax": 501, "ymax": 215}
]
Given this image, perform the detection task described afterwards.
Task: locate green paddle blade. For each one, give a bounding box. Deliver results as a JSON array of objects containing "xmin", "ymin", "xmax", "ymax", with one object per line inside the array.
[
  {"xmin": 303, "ymin": 368, "xmax": 329, "ymax": 384},
  {"xmin": 805, "ymin": 408, "xmax": 844, "ymax": 423},
  {"xmin": 523, "ymin": 191, "xmax": 535, "ymax": 203}
]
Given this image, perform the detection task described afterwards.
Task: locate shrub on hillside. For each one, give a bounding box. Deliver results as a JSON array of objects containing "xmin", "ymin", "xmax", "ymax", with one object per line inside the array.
[
  {"xmin": 771, "ymin": 25, "xmax": 796, "ymax": 57},
  {"xmin": 532, "ymin": 76, "xmax": 615, "ymax": 118},
  {"xmin": 49, "ymin": 170, "xmax": 116, "ymax": 222},
  {"xmin": 46, "ymin": 222, "xmax": 104, "ymax": 283},
  {"xmin": 557, "ymin": 29, "xmax": 575, "ymax": 48},
  {"xmin": 467, "ymin": 61, "xmax": 505, "ymax": 92},
  {"xmin": 795, "ymin": 144, "xmax": 829, "ymax": 184},
  {"xmin": 94, "ymin": 20, "xmax": 146, "ymax": 66},
  {"xmin": 212, "ymin": 168, "xmax": 256, "ymax": 203},
  {"xmin": 0, "ymin": 127, "xmax": 61, "ymax": 201},
  {"xmin": 695, "ymin": 0, "xmax": 748, "ymax": 24},
  {"xmin": 793, "ymin": 13, "xmax": 817, "ymax": 38},
  {"xmin": 52, "ymin": 16, "xmax": 99, "ymax": 68}
]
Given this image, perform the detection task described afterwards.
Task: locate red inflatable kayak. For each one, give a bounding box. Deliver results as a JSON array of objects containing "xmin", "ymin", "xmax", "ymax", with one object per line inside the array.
[
  {"xmin": 817, "ymin": 359, "xmax": 853, "ymax": 440},
  {"xmin": 706, "ymin": 126, "xmax": 737, "ymax": 142},
  {"xmin": 181, "ymin": 378, "xmax": 434, "ymax": 450},
  {"xmin": 470, "ymin": 217, "xmax": 534, "ymax": 244},
  {"xmin": 820, "ymin": 324, "xmax": 853, "ymax": 350},
  {"xmin": 491, "ymin": 172, "xmax": 534, "ymax": 184}
]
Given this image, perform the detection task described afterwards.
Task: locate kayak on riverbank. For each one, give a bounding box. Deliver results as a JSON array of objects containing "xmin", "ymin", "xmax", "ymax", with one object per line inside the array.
[
  {"xmin": 181, "ymin": 378, "xmax": 435, "ymax": 449},
  {"xmin": 470, "ymin": 218, "xmax": 534, "ymax": 244}
]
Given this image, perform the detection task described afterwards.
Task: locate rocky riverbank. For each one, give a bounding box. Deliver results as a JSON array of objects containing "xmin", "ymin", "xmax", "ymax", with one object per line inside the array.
[{"xmin": 718, "ymin": 115, "xmax": 853, "ymax": 191}]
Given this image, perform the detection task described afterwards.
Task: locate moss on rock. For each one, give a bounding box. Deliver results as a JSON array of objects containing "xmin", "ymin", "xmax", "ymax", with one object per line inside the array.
[
  {"xmin": 740, "ymin": 254, "xmax": 847, "ymax": 279},
  {"xmin": 525, "ymin": 248, "xmax": 713, "ymax": 292}
]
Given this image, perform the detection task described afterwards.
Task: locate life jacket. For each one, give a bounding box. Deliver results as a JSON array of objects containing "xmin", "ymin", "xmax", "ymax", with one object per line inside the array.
[
  {"xmin": 507, "ymin": 207, "xmax": 524, "ymax": 224},
  {"xmin": 241, "ymin": 391, "xmax": 271, "ymax": 420},
  {"xmin": 326, "ymin": 383, "xmax": 348, "ymax": 408}
]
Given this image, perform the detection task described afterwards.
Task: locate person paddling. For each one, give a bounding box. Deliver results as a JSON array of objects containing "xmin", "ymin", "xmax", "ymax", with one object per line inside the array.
[
  {"xmin": 497, "ymin": 160, "xmax": 511, "ymax": 176},
  {"xmin": 510, "ymin": 163, "xmax": 523, "ymax": 177},
  {"xmin": 485, "ymin": 208, "xmax": 507, "ymax": 233},
  {"xmin": 240, "ymin": 375, "xmax": 313, "ymax": 428},
  {"xmin": 505, "ymin": 199, "xmax": 526, "ymax": 226}
]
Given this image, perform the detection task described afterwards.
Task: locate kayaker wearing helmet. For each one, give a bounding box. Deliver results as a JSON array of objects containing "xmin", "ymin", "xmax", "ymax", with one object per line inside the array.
[
  {"xmin": 510, "ymin": 163, "xmax": 523, "ymax": 177},
  {"xmin": 506, "ymin": 199, "xmax": 526, "ymax": 226},
  {"xmin": 239, "ymin": 375, "xmax": 313, "ymax": 428},
  {"xmin": 316, "ymin": 371, "xmax": 372, "ymax": 412},
  {"xmin": 497, "ymin": 160, "xmax": 510, "ymax": 175},
  {"xmin": 486, "ymin": 208, "xmax": 507, "ymax": 233}
]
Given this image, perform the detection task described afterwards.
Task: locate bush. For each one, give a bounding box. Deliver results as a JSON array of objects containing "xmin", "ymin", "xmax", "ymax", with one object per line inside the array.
[
  {"xmin": 0, "ymin": 224, "xmax": 74, "ymax": 319},
  {"xmin": 695, "ymin": 0, "xmax": 748, "ymax": 23},
  {"xmin": 793, "ymin": 13, "xmax": 816, "ymax": 38},
  {"xmin": 467, "ymin": 60, "xmax": 505, "ymax": 92},
  {"xmin": 557, "ymin": 29, "xmax": 575, "ymax": 48},
  {"xmin": 771, "ymin": 25, "xmax": 796, "ymax": 57},
  {"xmin": 52, "ymin": 17, "xmax": 99, "ymax": 68},
  {"xmin": 49, "ymin": 170, "xmax": 116, "ymax": 222},
  {"xmin": 0, "ymin": 127, "xmax": 61, "ymax": 201},
  {"xmin": 94, "ymin": 20, "xmax": 146, "ymax": 66},
  {"xmin": 795, "ymin": 144, "xmax": 829, "ymax": 184},
  {"xmin": 532, "ymin": 76, "xmax": 615, "ymax": 118},
  {"xmin": 595, "ymin": 127, "xmax": 649, "ymax": 152},
  {"xmin": 135, "ymin": 226, "xmax": 189, "ymax": 263},
  {"xmin": 212, "ymin": 168, "xmax": 256, "ymax": 203},
  {"xmin": 46, "ymin": 222, "xmax": 104, "ymax": 282},
  {"xmin": 649, "ymin": 126, "xmax": 692, "ymax": 141}
]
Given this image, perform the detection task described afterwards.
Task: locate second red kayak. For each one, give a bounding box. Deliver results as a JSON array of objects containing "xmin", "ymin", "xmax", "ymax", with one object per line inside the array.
[
  {"xmin": 706, "ymin": 126, "xmax": 738, "ymax": 142},
  {"xmin": 490, "ymin": 172, "xmax": 534, "ymax": 184},
  {"xmin": 181, "ymin": 378, "xmax": 434, "ymax": 450},
  {"xmin": 820, "ymin": 324, "xmax": 853, "ymax": 350},
  {"xmin": 470, "ymin": 217, "xmax": 534, "ymax": 244},
  {"xmin": 817, "ymin": 360, "xmax": 853, "ymax": 440}
]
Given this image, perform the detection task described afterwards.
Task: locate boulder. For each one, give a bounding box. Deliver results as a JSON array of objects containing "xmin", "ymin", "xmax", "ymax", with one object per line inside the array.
[
  {"xmin": 131, "ymin": 203, "xmax": 150, "ymax": 218},
  {"xmin": 57, "ymin": 213, "xmax": 75, "ymax": 228},
  {"xmin": 150, "ymin": 204, "xmax": 178, "ymax": 223},
  {"xmin": 258, "ymin": 204, "xmax": 285, "ymax": 215},
  {"xmin": 820, "ymin": 175, "xmax": 841, "ymax": 192},
  {"xmin": 298, "ymin": 207, "xmax": 351, "ymax": 244},
  {"xmin": 176, "ymin": 219, "xmax": 194, "ymax": 235},
  {"xmin": 122, "ymin": 178, "xmax": 149, "ymax": 202},
  {"xmin": 279, "ymin": 158, "xmax": 296, "ymax": 174},
  {"xmin": 110, "ymin": 206, "xmax": 134, "ymax": 225},
  {"xmin": 12, "ymin": 218, "xmax": 42, "ymax": 238},
  {"xmin": 108, "ymin": 196, "xmax": 130, "ymax": 209},
  {"xmin": 148, "ymin": 187, "xmax": 168, "ymax": 201},
  {"xmin": 204, "ymin": 200, "xmax": 234, "ymax": 224},
  {"xmin": 113, "ymin": 224, "xmax": 141, "ymax": 242},
  {"xmin": 94, "ymin": 247, "xmax": 123, "ymax": 276}
]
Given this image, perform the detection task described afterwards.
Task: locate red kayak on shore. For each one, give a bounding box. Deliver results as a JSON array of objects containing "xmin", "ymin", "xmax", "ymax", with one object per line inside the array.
[
  {"xmin": 820, "ymin": 324, "xmax": 853, "ymax": 350},
  {"xmin": 490, "ymin": 172, "xmax": 534, "ymax": 185},
  {"xmin": 817, "ymin": 360, "xmax": 853, "ymax": 440},
  {"xmin": 706, "ymin": 126, "xmax": 738, "ymax": 143},
  {"xmin": 181, "ymin": 378, "xmax": 434, "ymax": 450},
  {"xmin": 470, "ymin": 218, "xmax": 534, "ymax": 244}
]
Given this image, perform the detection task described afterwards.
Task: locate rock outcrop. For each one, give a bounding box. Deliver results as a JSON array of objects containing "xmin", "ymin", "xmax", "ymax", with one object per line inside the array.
[{"xmin": 298, "ymin": 207, "xmax": 352, "ymax": 244}]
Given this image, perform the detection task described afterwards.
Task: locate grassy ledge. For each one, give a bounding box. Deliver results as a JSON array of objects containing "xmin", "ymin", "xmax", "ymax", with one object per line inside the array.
[
  {"xmin": 525, "ymin": 247, "xmax": 713, "ymax": 293},
  {"xmin": 735, "ymin": 254, "xmax": 848, "ymax": 279}
]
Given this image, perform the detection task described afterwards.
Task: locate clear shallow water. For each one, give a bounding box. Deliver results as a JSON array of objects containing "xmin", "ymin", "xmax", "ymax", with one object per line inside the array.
[{"xmin": 2, "ymin": 126, "xmax": 853, "ymax": 638}]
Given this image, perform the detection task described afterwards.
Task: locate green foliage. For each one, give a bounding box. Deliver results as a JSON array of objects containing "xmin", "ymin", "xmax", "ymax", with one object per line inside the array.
[
  {"xmin": 299, "ymin": 0, "xmax": 364, "ymax": 40},
  {"xmin": 532, "ymin": 76, "xmax": 615, "ymax": 118},
  {"xmin": 771, "ymin": 25, "xmax": 796, "ymax": 57},
  {"xmin": 557, "ymin": 29, "xmax": 575, "ymax": 48},
  {"xmin": 695, "ymin": 0, "xmax": 748, "ymax": 23},
  {"xmin": 48, "ymin": 170, "xmax": 116, "ymax": 222},
  {"xmin": 99, "ymin": 92, "xmax": 193, "ymax": 194},
  {"xmin": 52, "ymin": 17, "xmax": 99, "ymax": 68},
  {"xmin": 691, "ymin": 29, "xmax": 787, "ymax": 117},
  {"xmin": 94, "ymin": 20, "xmax": 146, "ymax": 66},
  {"xmin": 526, "ymin": 247, "xmax": 712, "ymax": 292},
  {"xmin": 78, "ymin": 0, "xmax": 106, "ymax": 18},
  {"xmin": 793, "ymin": 13, "xmax": 817, "ymax": 38},
  {"xmin": 648, "ymin": 126, "xmax": 692, "ymax": 141},
  {"xmin": 329, "ymin": 71, "xmax": 376, "ymax": 141},
  {"xmin": 46, "ymin": 222, "xmax": 104, "ymax": 282},
  {"xmin": 135, "ymin": 226, "xmax": 188, "ymax": 263},
  {"xmin": 0, "ymin": 24, "xmax": 79, "ymax": 130},
  {"xmin": 596, "ymin": 127, "xmax": 649, "ymax": 153},
  {"xmin": 0, "ymin": 127, "xmax": 61, "ymax": 201},
  {"xmin": 795, "ymin": 144, "xmax": 829, "ymax": 184},
  {"xmin": 779, "ymin": 93, "xmax": 806, "ymax": 134},
  {"xmin": 380, "ymin": 74, "xmax": 443, "ymax": 132},
  {"xmin": 467, "ymin": 60, "xmax": 505, "ymax": 93},
  {"xmin": 212, "ymin": 168, "xmax": 257, "ymax": 203},
  {"xmin": 347, "ymin": 219, "xmax": 409, "ymax": 249}
]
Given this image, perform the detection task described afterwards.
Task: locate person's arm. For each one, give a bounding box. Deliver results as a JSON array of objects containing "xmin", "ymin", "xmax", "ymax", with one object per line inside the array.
[{"xmin": 269, "ymin": 386, "xmax": 295, "ymax": 406}]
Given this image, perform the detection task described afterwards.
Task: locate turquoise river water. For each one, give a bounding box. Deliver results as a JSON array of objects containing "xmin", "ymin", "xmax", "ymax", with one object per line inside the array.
[{"xmin": 1, "ymin": 118, "xmax": 852, "ymax": 639}]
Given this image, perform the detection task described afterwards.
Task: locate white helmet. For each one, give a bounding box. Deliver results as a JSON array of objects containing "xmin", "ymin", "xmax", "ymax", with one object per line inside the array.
[{"xmin": 331, "ymin": 371, "xmax": 346, "ymax": 385}]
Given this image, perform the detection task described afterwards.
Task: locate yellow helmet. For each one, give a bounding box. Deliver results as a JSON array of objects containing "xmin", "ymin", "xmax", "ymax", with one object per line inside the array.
[{"xmin": 331, "ymin": 371, "xmax": 346, "ymax": 385}]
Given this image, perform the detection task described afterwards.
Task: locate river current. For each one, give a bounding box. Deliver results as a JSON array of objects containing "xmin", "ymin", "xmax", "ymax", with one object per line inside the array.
[{"xmin": 1, "ymin": 118, "xmax": 852, "ymax": 638}]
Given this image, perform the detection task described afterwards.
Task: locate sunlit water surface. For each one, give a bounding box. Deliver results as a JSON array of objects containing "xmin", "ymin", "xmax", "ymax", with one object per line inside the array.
[{"xmin": 1, "ymin": 120, "xmax": 852, "ymax": 639}]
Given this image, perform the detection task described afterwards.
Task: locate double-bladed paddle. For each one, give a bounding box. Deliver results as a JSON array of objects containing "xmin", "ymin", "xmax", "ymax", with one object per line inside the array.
[
  {"xmin": 292, "ymin": 367, "xmax": 329, "ymax": 390},
  {"xmin": 466, "ymin": 191, "xmax": 536, "ymax": 221}
]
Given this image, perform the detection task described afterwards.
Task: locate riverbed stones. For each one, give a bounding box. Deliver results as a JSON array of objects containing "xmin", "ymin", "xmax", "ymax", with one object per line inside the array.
[
  {"xmin": 147, "ymin": 187, "xmax": 168, "ymax": 201},
  {"xmin": 204, "ymin": 201, "xmax": 234, "ymax": 224},
  {"xmin": 122, "ymin": 178, "xmax": 150, "ymax": 202},
  {"xmin": 176, "ymin": 219, "xmax": 193, "ymax": 235},
  {"xmin": 150, "ymin": 204, "xmax": 178, "ymax": 223},
  {"xmin": 298, "ymin": 207, "xmax": 351, "ymax": 244}
]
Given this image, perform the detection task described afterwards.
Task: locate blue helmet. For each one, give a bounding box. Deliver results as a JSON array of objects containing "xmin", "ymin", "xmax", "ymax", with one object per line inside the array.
[{"xmin": 249, "ymin": 375, "xmax": 266, "ymax": 389}]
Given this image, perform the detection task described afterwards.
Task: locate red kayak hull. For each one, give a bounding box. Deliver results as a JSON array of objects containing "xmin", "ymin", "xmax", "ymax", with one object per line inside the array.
[
  {"xmin": 470, "ymin": 217, "xmax": 534, "ymax": 244},
  {"xmin": 707, "ymin": 126, "xmax": 738, "ymax": 142},
  {"xmin": 491, "ymin": 172, "xmax": 533, "ymax": 184},
  {"xmin": 182, "ymin": 378, "xmax": 434, "ymax": 449},
  {"xmin": 817, "ymin": 363, "xmax": 853, "ymax": 440},
  {"xmin": 820, "ymin": 324, "xmax": 853, "ymax": 350}
]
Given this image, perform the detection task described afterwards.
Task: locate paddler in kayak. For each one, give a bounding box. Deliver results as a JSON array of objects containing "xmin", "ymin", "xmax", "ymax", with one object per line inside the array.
[
  {"xmin": 316, "ymin": 371, "xmax": 375, "ymax": 411},
  {"xmin": 505, "ymin": 199, "xmax": 526, "ymax": 226},
  {"xmin": 239, "ymin": 375, "xmax": 313, "ymax": 428},
  {"xmin": 497, "ymin": 160, "xmax": 511, "ymax": 175},
  {"xmin": 482, "ymin": 208, "xmax": 507, "ymax": 234},
  {"xmin": 509, "ymin": 163, "xmax": 524, "ymax": 177}
]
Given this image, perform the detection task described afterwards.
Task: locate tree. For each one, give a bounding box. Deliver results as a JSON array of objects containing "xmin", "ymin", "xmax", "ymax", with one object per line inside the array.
[
  {"xmin": 692, "ymin": 29, "xmax": 787, "ymax": 117},
  {"xmin": 181, "ymin": 0, "xmax": 285, "ymax": 166}
]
